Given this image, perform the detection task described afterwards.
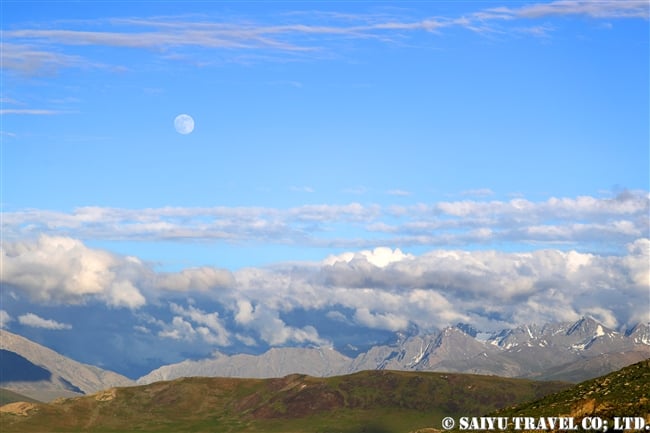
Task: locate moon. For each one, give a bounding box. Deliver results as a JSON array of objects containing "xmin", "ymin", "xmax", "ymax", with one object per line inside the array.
[{"xmin": 174, "ymin": 114, "xmax": 194, "ymax": 135}]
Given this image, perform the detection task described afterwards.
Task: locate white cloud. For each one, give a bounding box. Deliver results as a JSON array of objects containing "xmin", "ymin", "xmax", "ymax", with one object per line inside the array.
[
  {"xmin": 235, "ymin": 333, "xmax": 258, "ymax": 346},
  {"xmin": 1, "ymin": 235, "xmax": 147, "ymax": 309},
  {"xmin": 155, "ymin": 267, "xmax": 234, "ymax": 292},
  {"xmin": 290, "ymin": 186, "xmax": 315, "ymax": 193},
  {"xmin": 232, "ymin": 238, "xmax": 650, "ymax": 331},
  {"xmin": 234, "ymin": 299, "xmax": 255, "ymax": 325},
  {"xmin": 0, "ymin": 236, "xmax": 242, "ymax": 310},
  {"xmin": 324, "ymin": 247, "xmax": 413, "ymax": 268},
  {"xmin": 0, "ymin": 310, "xmax": 13, "ymax": 329},
  {"xmin": 2, "ymin": 233, "xmax": 648, "ymax": 344},
  {"xmin": 18, "ymin": 313, "xmax": 72, "ymax": 330},
  {"xmin": 386, "ymin": 189, "xmax": 411, "ymax": 197},
  {"xmin": 106, "ymin": 281, "xmax": 147, "ymax": 310},
  {"xmin": 4, "ymin": 191, "xmax": 646, "ymax": 251},
  {"xmin": 460, "ymin": 188, "xmax": 495, "ymax": 197},
  {"xmin": 134, "ymin": 325, "xmax": 151, "ymax": 334},
  {"xmin": 3, "ymin": 2, "xmax": 645, "ymax": 75},
  {"xmin": 0, "ymin": 42, "xmax": 96, "ymax": 75},
  {"xmin": 343, "ymin": 186, "xmax": 368, "ymax": 195},
  {"xmin": 325, "ymin": 310, "xmax": 348, "ymax": 323},
  {"xmin": 354, "ymin": 308, "xmax": 409, "ymax": 331},
  {"xmin": 159, "ymin": 316, "xmax": 196, "ymax": 341},
  {"xmin": 508, "ymin": 1, "xmax": 649, "ymax": 19},
  {"xmin": 0, "ymin": 109, "xmax": 66, "ymax": 115},
  {"xmin": 169, "ymin": 303, "xmax": 230, "ymax": 346},
  {"xmin": 233, "ymin": 300, "xmax": 328, "ymax": 346}
]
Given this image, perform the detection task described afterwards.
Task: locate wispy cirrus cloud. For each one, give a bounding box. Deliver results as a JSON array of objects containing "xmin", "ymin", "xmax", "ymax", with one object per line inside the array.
[
  {"xmin": 0, "ymin": 109, "xmax": 67, "ymax": 115},
  {"xmin": 460, "ymin": 188, "xmax": 495, "ymax": 197},
  {"xmin": 386, "ymin": 189, "xmax": 412, "ymax": 197},
  {"xmin": 0, "ymin": 42, "xmax": 105, "ymax": 75},
  {"xmin": 2, "ymin": 1, "xmax": 646, "ymax": 75},
  {"xmin": 504, "ymin": 1, "xmax": 649, "ymax": 19},
  {"xmin": 3, "ymin": 191, "xmax": 647, "ymax": 251}
]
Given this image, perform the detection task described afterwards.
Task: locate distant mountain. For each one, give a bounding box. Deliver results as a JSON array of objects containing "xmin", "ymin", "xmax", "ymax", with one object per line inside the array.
[
  {"xmin": 0, "ymin": 330, "xmax": 134, "ymax": 402},
  {"xmin": 140, "ymin": 346, "xmax": 351, "ymax": 384},
  {"xmin": 627, "ymin": 322, "xmax": 650, "ymax": 344},
  {"xmin": 0, "ymin": 388, "xmax": 41, "ymax": 405},
  {"xmin": 138, "ymin": 317, "xmax": 650, "ymax": 384},
  {"xmin": 532, "ymin": 350, "xmax": 650, "ymax": 382},
  {"xmin": 0, "ymin": 370, "xmax": 570, "ymax": 433}
]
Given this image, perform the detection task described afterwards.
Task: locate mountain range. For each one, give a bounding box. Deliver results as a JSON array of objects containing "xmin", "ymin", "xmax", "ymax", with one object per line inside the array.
[
  {"xmin": 139, "ymin": 317, "xmax": 650, "ymax": 384},
  {"xmin": 1, "ymin": 317, "xmax": 649, "ymax": 402}
]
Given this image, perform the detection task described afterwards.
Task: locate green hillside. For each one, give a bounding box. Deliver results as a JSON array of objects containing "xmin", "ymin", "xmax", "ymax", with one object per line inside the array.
[
  {"xmin": 0, "ymin": 370, "xmax": 568, "ymax": 433},
  {"xmin": 490, "ymin": 358, "xmax": 650, "ymax": 431}
]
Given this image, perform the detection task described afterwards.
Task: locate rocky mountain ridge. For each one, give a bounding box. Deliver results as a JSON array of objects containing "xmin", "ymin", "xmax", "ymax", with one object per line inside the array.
[
  {"xmin": 0, "ymin": 330, "xmax": 134, "ymax": 401},
  {"xmin": 2, "ymin": 317, "xmax": 647, "ymax": 399},
  {"xmin": 138, "ymin": 317, "xmax": 650, "ymax": 384}
]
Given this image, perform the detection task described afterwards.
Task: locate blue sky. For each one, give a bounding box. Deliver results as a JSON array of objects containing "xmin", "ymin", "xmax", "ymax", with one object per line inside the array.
[{"xmin": 1, "ymin": 1, "xmax": 649, "ymax": 378}]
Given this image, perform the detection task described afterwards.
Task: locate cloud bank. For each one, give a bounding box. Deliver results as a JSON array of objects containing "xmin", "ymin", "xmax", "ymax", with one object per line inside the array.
[
  {"xmin": 3, "ymin": 191, "xmax": 647, "ymax": 251},
  {"xmin": 2, "ymin": 234, "xmax": 648, "ymax": 348}
]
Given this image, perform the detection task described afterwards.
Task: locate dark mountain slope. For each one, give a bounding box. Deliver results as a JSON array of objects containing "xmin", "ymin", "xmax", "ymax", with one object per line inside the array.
[
  {"xmin": 0, "ymin": 350, "xmax": 51, "ymax": 382},
  {"xmin": 0, "ymin": 330, "xmax": 133, "ymax": 402}
]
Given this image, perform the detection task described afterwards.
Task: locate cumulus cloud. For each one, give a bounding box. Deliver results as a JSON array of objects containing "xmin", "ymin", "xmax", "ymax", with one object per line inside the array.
[
  {"xmin": 0, "ymin": 310, "xmax": 12, "ymax": 329},
  {"xmin": 233, "ymin": 300, "xmax": 329, "ymax": 346},
  {"xmin": 169, "ymin": 303, "xmax": 230, "ymax": 346},
  {"xmin": 1, "ymin": 235, "xmax": 146, "ymax": 308},
  {"xmin": 324, "ymin": 247, "xmax": 413, "ymax": 268},
  {"xmin": 2, "ymin": 234, "xmax": 648, "ymax": 347},
  {"xmin": 158, "ymin": 316, "xmax": 197, "ymax": 341},
  {"xmin": 0, "ymin": 235, "xmax": 233, "ymax": 309},
  {"xmin": 18, "ymin": 313, "xmax": 72, "ymax": 330},
  {"xmin": 220, "ymin": 241, "xmax": 649, "ymax": 334}
]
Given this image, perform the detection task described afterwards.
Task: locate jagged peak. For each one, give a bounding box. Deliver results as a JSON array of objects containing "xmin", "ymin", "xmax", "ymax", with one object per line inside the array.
[
  {"xmin": 566, "ymin": 316, "xmax": 604, "ymax": 336},
  {"xmin": 625, "ymin": 322, "xmax": 650, "ymax": 337},
  {"xmin": 395, "ymin": 322, "xmax": 421, "ymax": 342},
  {"xmin": 455, "ymin": 322, "xmax": 479, "ymax": 338}
]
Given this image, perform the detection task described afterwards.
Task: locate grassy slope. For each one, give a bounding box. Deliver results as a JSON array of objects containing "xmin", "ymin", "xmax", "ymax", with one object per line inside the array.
[
  {"xmin": 490, "ymin": 359, "xmax": 650, "ymax": 431},
  {"xmin": 0, "ymin": 370, "xmax": 568, "ymax": 433}
]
